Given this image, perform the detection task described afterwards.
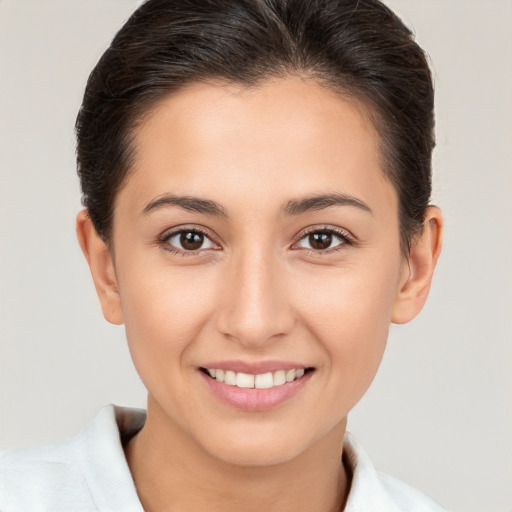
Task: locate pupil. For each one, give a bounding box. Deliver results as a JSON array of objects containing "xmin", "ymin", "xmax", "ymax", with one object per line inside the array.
[
  {"xmin": 310, "ymin": 232, "xmax": 332, "ymax": 250},
  {"xmin": 181, "ymin": 231, "xmax": 203, "ymax": 250}
]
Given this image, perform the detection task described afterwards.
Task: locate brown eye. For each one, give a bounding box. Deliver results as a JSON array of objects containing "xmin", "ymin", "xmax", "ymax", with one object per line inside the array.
[
  {"xmin": 166, "ymin": 230, "xmax": 216, "ymax": 252},
  {"xmin": 309, "ymin": 232, "xmax": 332, "ymax": 250},
  {"xmin": 181, "ymin": 231, "xmax": 204, "ymax": 250},
  {"xmin": 295, "ymin": 229, "xmax": 348, "ymax": 252}
]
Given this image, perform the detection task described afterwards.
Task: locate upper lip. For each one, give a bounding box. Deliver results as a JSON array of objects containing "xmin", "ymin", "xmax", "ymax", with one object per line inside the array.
[{"xmin": 199, "ymin": 360, "xmax": 313, "ymax": 374}]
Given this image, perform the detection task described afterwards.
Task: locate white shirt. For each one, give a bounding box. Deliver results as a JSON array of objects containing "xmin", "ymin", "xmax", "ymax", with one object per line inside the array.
[{"xmin": 0, "ymin": 405, "xmax": 446, "ymax": 511}]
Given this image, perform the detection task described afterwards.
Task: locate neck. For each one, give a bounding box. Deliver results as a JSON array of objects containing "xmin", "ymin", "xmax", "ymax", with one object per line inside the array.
[{"xmin": 124, "ymin": 397, "xmax": 349, "ymax": 512}]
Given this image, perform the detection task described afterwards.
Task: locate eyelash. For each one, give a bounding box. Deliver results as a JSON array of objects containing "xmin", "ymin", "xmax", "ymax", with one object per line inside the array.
[
  {"xmin": 157, "ymin": 226, "xmax": 219, "ymax": 257},
  {"xmin": 157, "ymin": 225, "xmax": 354, "ymax": 256},
  {"xmin": 291, "ymin": 226, "xmax": 354, "ymax": 254}
]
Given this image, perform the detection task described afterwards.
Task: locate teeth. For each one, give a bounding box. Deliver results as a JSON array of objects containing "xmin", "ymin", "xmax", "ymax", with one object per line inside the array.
[
  {"xmin": 205, "ymin": 368, "xmax": 308, "ymax": 388},
  {"xmin": 225, "ymin": 370, "xmax": 237, "ymax": 386},
  {"xmin": 254, "ymin": 372, "xmax": 273, "ymax": 389},
  {"xmin": 236, "ymin": 372, "xmax": 255, "ymax": 388},
  {"xmin": 273, "ymin": 370, "xmax": 286, "ymax": 386}
]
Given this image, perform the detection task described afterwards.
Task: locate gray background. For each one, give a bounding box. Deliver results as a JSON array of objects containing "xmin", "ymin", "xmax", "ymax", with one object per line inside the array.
[{"xmin": 0, "ymin": 1, "xmax": 511, "ymax": 511}]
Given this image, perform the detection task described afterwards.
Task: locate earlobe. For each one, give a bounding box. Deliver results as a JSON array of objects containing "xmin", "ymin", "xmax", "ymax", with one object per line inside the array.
[
  {"xmin": 391, "ymin": 207, "xmax": 443, "ymax": 324},
  {"xmin": 76, "ymin": 210, "xmax": 124, "ymax": 325}
]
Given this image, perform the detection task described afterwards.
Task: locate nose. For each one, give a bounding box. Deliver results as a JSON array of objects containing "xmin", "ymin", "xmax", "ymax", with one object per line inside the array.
[{"xmin": 215, "ymin": 249, "xmax": 295, "ymax": 348}]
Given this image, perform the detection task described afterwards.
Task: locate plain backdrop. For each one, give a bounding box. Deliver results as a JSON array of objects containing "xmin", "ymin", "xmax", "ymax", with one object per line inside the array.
[{"xmin": 0, "ymin": 1, "xmax": 511, "ymax": 511}]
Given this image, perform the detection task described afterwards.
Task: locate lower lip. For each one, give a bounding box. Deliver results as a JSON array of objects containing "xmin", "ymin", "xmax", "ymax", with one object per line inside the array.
[{"xmin": 199, "ymin": 371, "xmax": 313, "ymax": 412}]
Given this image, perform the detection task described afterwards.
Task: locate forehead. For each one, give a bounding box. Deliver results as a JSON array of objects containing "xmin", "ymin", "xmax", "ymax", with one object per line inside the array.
[
  {"xmin": 120, "ymin": 76, "xmax": 396, "ymax": 219},
  {"xmin": 135, "ymin": 77, "xmax": 377, "ymax": 164}
]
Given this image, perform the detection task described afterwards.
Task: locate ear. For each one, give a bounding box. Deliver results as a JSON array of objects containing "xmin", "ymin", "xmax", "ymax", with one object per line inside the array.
[
  {"xmin": 391, "ymin": 206, "xmax": 443, "ymax": 324},
  {"xmin": 76, "ymin": 209, "xmax": 124, "ymax": 325}
]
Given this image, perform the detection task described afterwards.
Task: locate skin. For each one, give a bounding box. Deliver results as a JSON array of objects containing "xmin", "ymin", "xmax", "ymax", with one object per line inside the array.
[{"xmin": 77, "ymin": 76, "xmax": 442, "ymax": 512}]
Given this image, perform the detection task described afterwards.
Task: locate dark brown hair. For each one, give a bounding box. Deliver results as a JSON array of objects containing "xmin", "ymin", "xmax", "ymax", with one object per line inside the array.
[{"xmin": 76, "ymin": 0, "xmax": 435, "ymax": 252}]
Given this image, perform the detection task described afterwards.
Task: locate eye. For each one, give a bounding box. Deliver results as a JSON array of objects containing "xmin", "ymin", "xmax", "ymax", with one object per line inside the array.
[
  {"xmin": 162, "ymin": 229, "xmax": 218, "ymax": 253},
  {"xmin": 294, "ymin": 229, "xmax": 350, "ymax": 252}
]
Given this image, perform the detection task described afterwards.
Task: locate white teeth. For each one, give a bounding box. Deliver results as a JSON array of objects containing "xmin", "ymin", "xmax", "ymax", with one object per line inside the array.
[
  {"xmin": 273, "ymin": 370, "xmax": 286, "ymax": 386},
  {"xmin": 254, "ymin": 372, "xmax": 273, "ymax": 389},
  {"xmin": 224, "ymin": 370, "xmax": 237, "ymax": 386},
  {"xmin": 236, "ymin": 372, "xmax": 255, "ymax": 388},
  {"xmin": 286, "ymin": 370, "xmax": 296, "ymax": 383},
  {"xmin": 205, "ymin": 367, "xmax": 308, "ymax": 388}
]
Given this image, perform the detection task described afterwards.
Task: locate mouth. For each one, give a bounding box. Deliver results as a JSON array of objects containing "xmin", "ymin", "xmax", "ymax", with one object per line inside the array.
[
  {"xmin": 198, "ymin": 365, "xmax": 315, "ymax": 412},
  {"xmin": 199, "ymin": 367, "xmax": 314, "ymax": 389}
]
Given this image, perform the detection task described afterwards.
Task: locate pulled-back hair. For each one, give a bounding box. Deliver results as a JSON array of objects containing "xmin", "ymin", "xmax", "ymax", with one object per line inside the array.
[{"xmin": 76, "ymin": 0, "xmax": 434, "ymax": 252}]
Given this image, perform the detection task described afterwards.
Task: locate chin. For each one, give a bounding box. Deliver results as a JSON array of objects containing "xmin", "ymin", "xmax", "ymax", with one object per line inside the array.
[{"xmin": 195, "ymin": 419, "xmax": 341, "ymax": 468}]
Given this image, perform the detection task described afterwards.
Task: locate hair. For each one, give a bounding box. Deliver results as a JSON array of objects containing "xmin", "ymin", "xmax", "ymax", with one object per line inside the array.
[{"xmin": 76, "ymin": 0, "xmax": 435, "ymax": 253}]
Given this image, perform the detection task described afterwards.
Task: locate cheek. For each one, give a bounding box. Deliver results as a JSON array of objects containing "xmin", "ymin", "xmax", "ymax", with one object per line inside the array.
[
  {"xmin": 293, "ymin": 258, "xmax": 402, "ymax": 395},
  {"xmin": 116, "ymin": 260, "xmax": 219, "ymax": 379}
]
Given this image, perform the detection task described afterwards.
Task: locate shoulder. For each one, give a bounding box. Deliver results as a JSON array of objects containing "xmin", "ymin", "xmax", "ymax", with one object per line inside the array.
[
  {"xmin": 0, "ymin": 405, "xmax": 146, "ymax": 512},
  {"xmin": 376, "ymin": 471, "xmax": 447, "ymax": 512},
  {"xmin": 0, "ymin": 432, "xmax": 95, "ymax": 511},
  {"xmin": 343, "ymin": 432, "xmax": 447, "ymax": 512}
]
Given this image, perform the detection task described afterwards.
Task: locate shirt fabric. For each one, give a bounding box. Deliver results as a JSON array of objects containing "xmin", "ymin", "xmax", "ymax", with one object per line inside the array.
[{"xmin": 0, "ymin": 405, "xmax": 446, "ymax": 512}]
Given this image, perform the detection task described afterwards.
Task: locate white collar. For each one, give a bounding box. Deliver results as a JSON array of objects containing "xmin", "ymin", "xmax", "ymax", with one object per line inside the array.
[{"xmin": 76, "ymin": 404, "xmax": 444, "ymax": 512}]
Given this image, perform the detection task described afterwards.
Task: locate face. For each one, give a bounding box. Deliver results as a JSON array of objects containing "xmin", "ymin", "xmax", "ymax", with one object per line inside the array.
[{"xmin": 107, "ymin": 77, "xmax": 409, "ymax": 466}]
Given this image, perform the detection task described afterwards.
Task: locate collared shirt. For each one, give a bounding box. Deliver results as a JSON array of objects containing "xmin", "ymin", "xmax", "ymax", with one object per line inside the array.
[{"xmin": 0, "ymin": 405, "xmax": 446, "ymax": 511}]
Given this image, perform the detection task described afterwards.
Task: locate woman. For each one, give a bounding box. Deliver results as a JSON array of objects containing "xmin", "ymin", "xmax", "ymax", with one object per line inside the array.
[{"xmin": 0, "ymin": 0, "xmax": 445, "ymax": 510}]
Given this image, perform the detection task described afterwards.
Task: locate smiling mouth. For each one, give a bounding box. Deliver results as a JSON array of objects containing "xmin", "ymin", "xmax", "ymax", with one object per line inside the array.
[{"xmin": 200, "ymin": 367, "xmax": 315, "ymax": 389}]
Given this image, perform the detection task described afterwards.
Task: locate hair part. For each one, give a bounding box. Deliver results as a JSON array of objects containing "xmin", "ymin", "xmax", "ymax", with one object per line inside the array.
[{"xmin": 76, "ymin": 0, "xmax": 435, "ymax": 254}]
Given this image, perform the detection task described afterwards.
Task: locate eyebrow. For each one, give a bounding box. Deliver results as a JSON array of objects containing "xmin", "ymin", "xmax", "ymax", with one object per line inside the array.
[
  {"xmin": 283, "ymin": 193, "xmax": 372, "ymax": 216},
  {"xmin": 141, "ymin": 192, "xmax": 372, "ymax": 218},
  {"xmin": 141, "ymin": 194, "xmax": 228, "ymax": 217}
]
